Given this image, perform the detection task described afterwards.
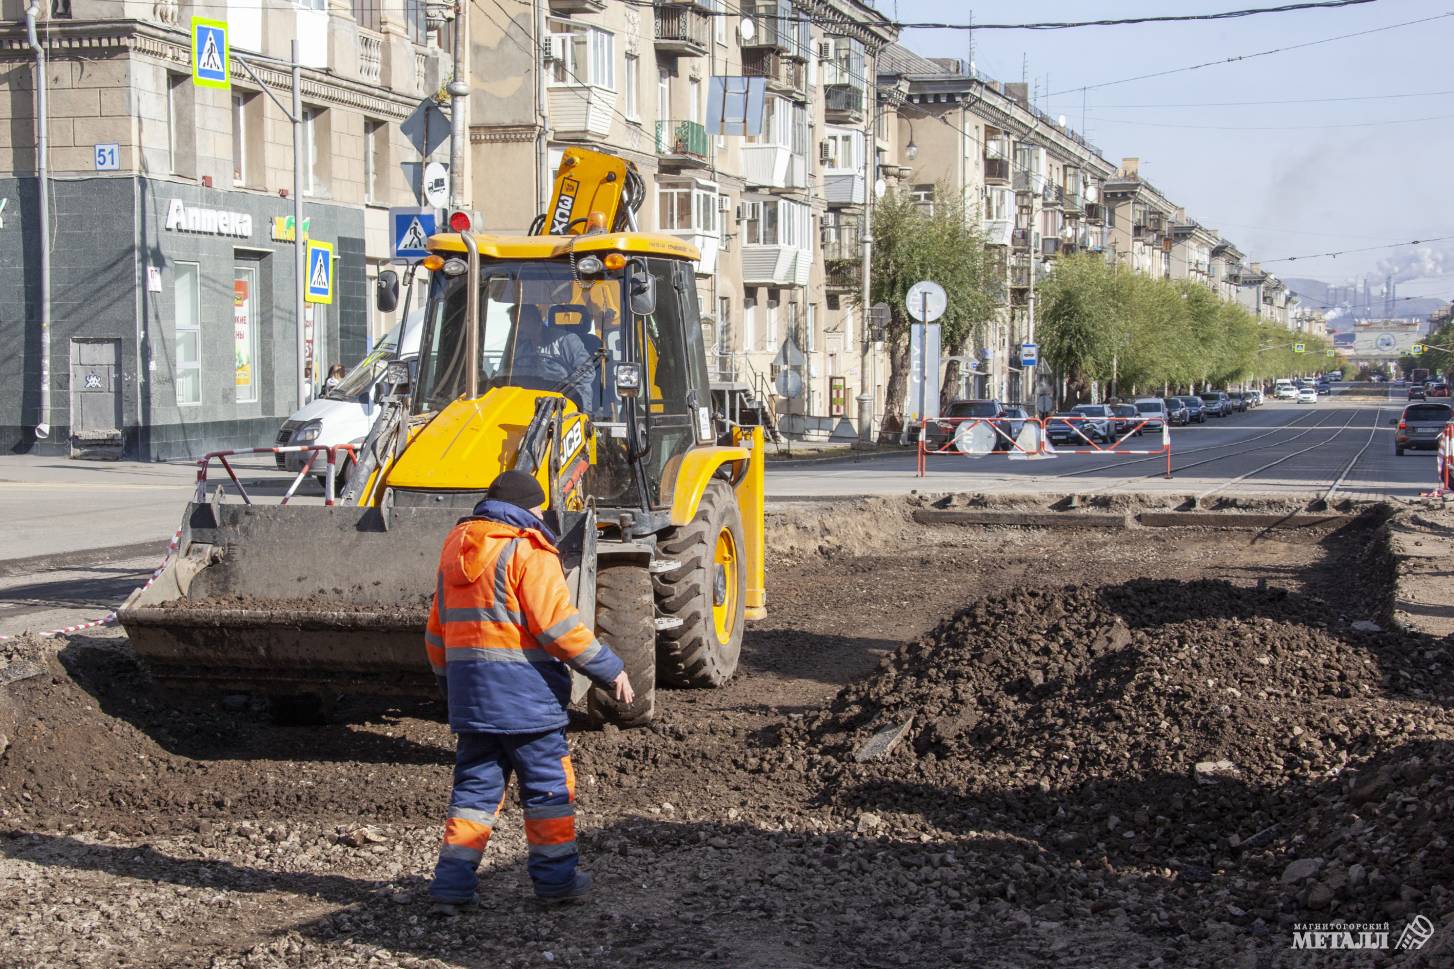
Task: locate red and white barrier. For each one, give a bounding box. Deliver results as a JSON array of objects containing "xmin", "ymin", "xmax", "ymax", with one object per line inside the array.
[
  {"xmin": 1425, "ymin": 424, "xmax": 1454, "ymax": 497},
  {"xmin": 918, "ymin": 414, "xmax": 1173, "ymax": 478},
  {"xmin": 194, "ymin": 444, "xmax": 357, "ymax": 507}
]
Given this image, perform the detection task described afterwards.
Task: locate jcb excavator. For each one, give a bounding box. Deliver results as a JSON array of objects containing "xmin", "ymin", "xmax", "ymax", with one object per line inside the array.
[{"xmin": 119, "ymin": 148, "xmax": 766, "ymax": 725}]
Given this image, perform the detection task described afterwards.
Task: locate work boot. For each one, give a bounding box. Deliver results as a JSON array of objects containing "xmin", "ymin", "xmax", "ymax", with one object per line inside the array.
[
  {"xmin": 534, "ymin": 870, "xmax": 592, "ymax": 904},
  {"xmin": 428, "ymin": 894, "xmax": 479, "ymax": 918}
]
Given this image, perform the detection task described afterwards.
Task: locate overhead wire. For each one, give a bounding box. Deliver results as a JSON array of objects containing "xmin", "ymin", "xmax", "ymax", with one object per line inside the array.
[
  {"xmin": 1089, "ymin": 89, "xmax": 1454, "ymax": 108},
  {"xmin": 1083, "ymin": 112, "xmax": 1454, "ymax": 131},
  {"xmin": 1259, "ymin": 236, "xmax": 1454, "ymax": 264}
]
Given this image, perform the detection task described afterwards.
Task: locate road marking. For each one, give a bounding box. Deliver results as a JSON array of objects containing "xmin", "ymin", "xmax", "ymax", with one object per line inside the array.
[{"xmin": 1197, "ymin": 406, "xmax": 1365, "ymax": 501}]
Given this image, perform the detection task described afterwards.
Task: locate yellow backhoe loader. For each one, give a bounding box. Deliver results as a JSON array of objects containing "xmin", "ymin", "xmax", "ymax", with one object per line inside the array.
[{"xmin": 119, "ymin": 148, "xmax": 766, "ymax": 726}]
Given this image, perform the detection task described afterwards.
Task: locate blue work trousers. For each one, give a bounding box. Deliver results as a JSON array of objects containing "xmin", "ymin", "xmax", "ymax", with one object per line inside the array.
[{"xmin": 431, "ymin": 728, "xmax": 578, "ymax": 902}]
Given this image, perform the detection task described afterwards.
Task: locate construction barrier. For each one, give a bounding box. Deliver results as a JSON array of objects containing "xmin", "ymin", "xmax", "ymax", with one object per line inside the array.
[
  {"xmin": 918, "ymin": 414, "xmax": 1172, "ymax": 478},
  {"xmin": 1426, "ymin": 424, "xmax": 1454, "ymax": 497},
  {"xmin": 195, "ymin": 444, "xmax": 357, "ymax": 507}
]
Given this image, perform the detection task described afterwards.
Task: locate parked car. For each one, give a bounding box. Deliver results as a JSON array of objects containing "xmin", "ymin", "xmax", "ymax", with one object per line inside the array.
[
  {"xmin": 1199, "ymin": 392, "xmax": 1231, "ymax": 417},
  {"xmin": 923, "ymin": 399, "xmax": 1006, "ymax": 450},
  {"xmin": 998, "ymin": 404, "xmax": 1032, "ymax": 451},
  {"xmin": 1174, "ymin": 395, "xmax": 1207, "ymax": 423},
  {"xmin": 1048, "ymin": 404, "xmax": 1114, "ymax": 445},
  {"xmin": 1246, "ymin": 389, "xmax": 1264, "ymax": 406},
  {"xmin": 1394, "ymin": 402, "xmax": 1454, "ymax": 455},
  {"xmin": 1297, "ymin": 387, "xmax": 1318, "ymax": 404},
  {"xmin": 1274, "ymin": 380, "xmax": 1298, "ymax": 400},
  {"xmin": 1111, "ymin": 403, "xmax": 1144, "ymax": 437},
  {"xmin": 1133, "ymin": 398, "xmax": 1168, "ymax": 432},
  {"xmin": 1165, "ymin": 397, "xmax": 1190, "ymax": 426},
  {"xmin": 1428, "ymin": 381, "xmax": 1450, "ymax": 398},
  {"xmin": 1227, "ymin": 393, "xmax": 1249, "ymax": 413},
  {"xmin": 1409, "ymin": 383, "xmax": 1427, "ymax": 401}
]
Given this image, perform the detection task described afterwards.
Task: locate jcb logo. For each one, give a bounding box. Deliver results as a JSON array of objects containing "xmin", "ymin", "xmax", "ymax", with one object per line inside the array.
[
  {"xmin": 550, "ymin": 178, "xmax": 580, "ymax": 234},
  {"xmin": 560, "ymin": 419, "xmax": 585, "ymax": 465}
]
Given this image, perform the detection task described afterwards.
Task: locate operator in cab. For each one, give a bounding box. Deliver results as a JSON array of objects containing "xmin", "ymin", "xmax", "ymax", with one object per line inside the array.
[
  {"xmin": 424, "ymin": 470, "xmax": 634, "ymax": 913},
  {"xmin": 512, "ymin": 304, "xmax": 597, "ymax": 412}
]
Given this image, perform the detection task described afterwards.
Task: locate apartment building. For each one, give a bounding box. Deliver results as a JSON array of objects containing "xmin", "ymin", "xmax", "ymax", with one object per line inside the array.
[
  {"xmin": 876, "ymin": 47, "xmax": 1115, "ymax": 405},
  {"xmin": 471, "ymin": 0, "xmax": 895, "ymax": 439},
  {"xmin": 1102, "ymin": 158, "xmax": 1180, "ymax": 281},
  {"xmin": 0, "ymin": 0, "xmax": 449, "ymax": 458},
  {"xmin": 1169, "ymin": 212, "xmax": 1218, "ymax": 291}
]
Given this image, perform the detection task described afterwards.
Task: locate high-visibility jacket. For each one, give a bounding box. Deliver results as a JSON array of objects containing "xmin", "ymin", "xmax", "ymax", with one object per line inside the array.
[{"xmin": 426, "ymin": 511, "xmax": 624, "ymax": 733}]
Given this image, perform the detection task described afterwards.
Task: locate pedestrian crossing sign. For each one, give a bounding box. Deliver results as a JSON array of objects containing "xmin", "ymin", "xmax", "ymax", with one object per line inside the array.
[
  {"xmin": 305, "ymin": 240, "xmax": 334, "ymax": 305},
  {"xmin": 191, "ymin": 18, "xmax": 229, "ymax": 89},
  {"xmin": 1413, "ymin": 344, "xmax": 1425, "ymax": 355},
  {"xmin": 390, "ymin": 208, "xmax": 437, "ymax": 259},
  {"xmin": 1293, "ymin": 342, "xmax": 1306, "ymax": 353}
]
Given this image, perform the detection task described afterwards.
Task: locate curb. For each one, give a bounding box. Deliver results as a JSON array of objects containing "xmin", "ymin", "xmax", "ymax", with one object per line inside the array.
[{"xmin": 0, "ymin": 540, "xmax": 173, "ymax": 579}]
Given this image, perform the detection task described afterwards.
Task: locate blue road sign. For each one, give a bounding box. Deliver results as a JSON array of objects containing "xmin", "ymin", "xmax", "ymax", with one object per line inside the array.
[
  {"xmin": 305, "ymin": 241, "xmax": 334, "ymax": 305},
  {"xmin": 1020, "ymin": 342, "xmax": 1039, "ymax": 367},
  {"xmin": 192, "ymin": 18, "xmax": 229, "ymax": 89},
  {"xmin": 391, "ymin": 208, "xmax": 436, "ymax": 259}
]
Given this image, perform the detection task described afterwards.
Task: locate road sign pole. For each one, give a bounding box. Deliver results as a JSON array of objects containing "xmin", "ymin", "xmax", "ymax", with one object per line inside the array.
[
  {"xmin": 291, "ymin": 40, "xmax": 307, "ymax": 408},
  {"xmin": 919, "ymin": 289, "xmax": 928, "ymax": 434}
]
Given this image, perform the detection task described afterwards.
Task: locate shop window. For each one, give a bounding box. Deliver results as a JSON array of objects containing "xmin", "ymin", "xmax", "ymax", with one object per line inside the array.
[
  {"xmin": 233, "ymin": 263, "xmax": 259, "ymax": 404},
  {"xmin": 174, "ymin": 262, "xmax": 201, "ymax": 407}
]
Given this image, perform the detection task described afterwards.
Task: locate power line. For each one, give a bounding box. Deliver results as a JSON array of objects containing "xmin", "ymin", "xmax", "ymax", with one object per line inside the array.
[
  {"xmin": 619, "ymin": 0, "xmax": 1381, "ymax": 31},
  {"xmin": 1260, "ymin": 236, "xmax": 1454, "ymax": 265},
  {"xmin": 1085, "ymin": 112, "xmax": 1454, "ymax": 131},
  {"xmin": 1091, "ymin": 89, "xmax": 1454, "ymax": 108},
  {"xmin": 1048, "ymin": 9, "xmax": 1453, "ymax": 97}
]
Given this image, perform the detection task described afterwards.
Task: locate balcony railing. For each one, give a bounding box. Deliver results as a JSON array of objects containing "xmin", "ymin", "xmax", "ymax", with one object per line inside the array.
[
  {"xmin": 356, "ymin": 28, "xmax": 382, "ymax": 84},
  {"xmin": 1062, "ymin": 191, "xmax": 1083, "ymax": 214},
  {"xmin": 822, "ymin": 229, "xmax": 861, "ymax": 262},
  {"xmin": 1042, "ymin": 237, "xmax": 1061, "ymax": 257},
  {"xmin": 656, "ymin": 119, "xmax": 709, "ymax": 162},
  {"xmin": 824, "ymin": 84, "xmax": 864, "ymax": 120},
  {"xmin": 1010, "ymin": 263, "xmax": 1031, "ymax": 289},
  {"xmin": 1013, "ymin": 170, "xmax": 1039, "ymax": 193},
  {"xmin": 740, "ymin": 0, "xmax": 790, "ymax": 51},
  {"xmin": 1011, "ymin": 227, "xmax": 1031, "ymax": 250},
  {"xmin": 984, "ymin": 157, "xmax": 1010, "ymax": 183},
  {"xmin": 654, "ymin": 3, "xmax": 710, "ymax": 56},
  {"xmin": 825, "ymin": 260, "xmax": 862, "ymax": 290},
  {"xmin": 741, "ymin": 48, "xmax": 806, "ymax": 97}
]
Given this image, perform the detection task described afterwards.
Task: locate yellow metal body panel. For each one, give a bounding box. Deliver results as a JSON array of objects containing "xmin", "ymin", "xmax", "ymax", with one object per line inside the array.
[
  {"xmin": 668, "ymin": 446, "xmax": 750, "ymax": 527},
  {"xmin": 383, "ymin": 388, "xmax": 564, "ymax": 497},
  {"xmin": 543, "ymin": 146, "xmax": 628, "ymax": 235},
  {"xmin": 427, "ymin": 232, "xmax": 700, "ymax": 263},
  {"xmin": 735, "ymin": 426, "xmax": 767, "ymax": 617}
]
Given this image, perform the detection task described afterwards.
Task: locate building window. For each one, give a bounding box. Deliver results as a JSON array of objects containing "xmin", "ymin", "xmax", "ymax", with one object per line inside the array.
[
  {"xmin": 806, "ymin": 303, "xmax": 816, "ymax": 353},
  {"xmin": 822, "ymin": 127, "xmax": 861, "ymax": 171},
  {"xmin": 624, "ymin": 54, "xmax": 639, "ymax": 120},
  {"xmin": 744, "ymin": 293, "xmax": 757, "ymax": 352},
  {"xmin": 364, "ymin": 119, "xmax": 385, "ymax": 203},
  {"xmin": 231, "ymin": 92, "xmax": 247, "ymax": 186},
  {"xmin": 658, "ymin": 68, "xmax": 670, "ymax": 121},
  {"xmin": 688, "ymin": 77, "xmax": 701, "ymax": 124},
  {"xmin": 174, "ymin": 262, "xmax": 201, "ymax": 407},
  {"xmin": 911, "ymin": 184, "xmax": 935, "ymax": 215},
  {"xmin": 233, "ymin": 262, "xmax": 259, "ymax": 404},
  {"xmin": 748, "ymin": 96, "xmax": 808, "ymax": 154},
  {"xmin": 717, "ymin": 295, "xmax": 731, "ymax": 356},
  {"xmin": 302, "ymin": 106, "xmax": 322, "ymax": 195},
  {"xmin": 766, "ymin": 289, "xmax": 779, "ymax": 349},
  {"xmin": 167, "ymin": 72, "xmax": 195, "ymax": 177},
  {"xmin": 657, "ymin": 181, "xmax": 717, "ymax": 234},
  {"xmin": 743, "ymin": 198, "xmax": 809, "ymax": 247},
  {"xmin": 547, "ymin": 20, "xmax": 615, "ymax": 89}
]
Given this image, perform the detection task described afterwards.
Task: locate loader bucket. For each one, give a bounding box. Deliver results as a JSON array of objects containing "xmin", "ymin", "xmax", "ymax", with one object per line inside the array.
[{"xmin": 118, "ymin": 500, "xmax": 468, "ymax": 696}]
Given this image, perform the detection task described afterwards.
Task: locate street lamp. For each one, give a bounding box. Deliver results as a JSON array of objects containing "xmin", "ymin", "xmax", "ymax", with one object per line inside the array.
[{"xmin": 904, "ymin": 121, "xmax": 918, "ymax": 161}]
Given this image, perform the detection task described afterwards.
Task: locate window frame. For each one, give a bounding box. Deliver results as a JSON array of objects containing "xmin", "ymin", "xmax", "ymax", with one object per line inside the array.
[
  {"xmin": 547, "ymin": 19, "xmax": 616, "ymax": 90},
  {"xmin": 174, "ymin": 261, "xmax": 202, "ymax": 407}
]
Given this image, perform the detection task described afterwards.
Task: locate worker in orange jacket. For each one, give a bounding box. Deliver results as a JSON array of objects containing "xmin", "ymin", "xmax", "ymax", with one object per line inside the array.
[{"xmin": 426, "ymin": 470, "xmax": 633, "ymax": 912}]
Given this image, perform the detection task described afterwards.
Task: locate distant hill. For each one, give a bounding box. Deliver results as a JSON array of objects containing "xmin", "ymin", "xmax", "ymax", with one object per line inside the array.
[{"xmin": 1283, "ymin": 276, "xmax": 1444, "ymax": 328}]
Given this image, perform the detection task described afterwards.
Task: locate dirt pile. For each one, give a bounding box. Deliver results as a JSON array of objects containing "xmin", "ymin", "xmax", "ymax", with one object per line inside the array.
[{"xmin": 777, "ymin": 578, "xmax": 1454, "ymax": 928}]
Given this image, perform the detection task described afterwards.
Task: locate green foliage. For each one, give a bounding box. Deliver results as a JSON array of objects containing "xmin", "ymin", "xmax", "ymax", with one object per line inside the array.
[{"xmin": 1036, "ymin": 253, "xmax": 1332, "ymax": 395}]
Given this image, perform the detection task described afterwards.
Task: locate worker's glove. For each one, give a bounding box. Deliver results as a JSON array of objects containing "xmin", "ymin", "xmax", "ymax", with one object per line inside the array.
[{"xmin": 611, "ymin": 672, "xmax": 634, "ymax": 706}]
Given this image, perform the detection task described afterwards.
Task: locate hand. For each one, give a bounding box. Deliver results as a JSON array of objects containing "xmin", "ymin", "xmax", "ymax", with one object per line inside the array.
[{"xmin": 611, "ymin": 672, "xmax": 635, "ymax": 706}]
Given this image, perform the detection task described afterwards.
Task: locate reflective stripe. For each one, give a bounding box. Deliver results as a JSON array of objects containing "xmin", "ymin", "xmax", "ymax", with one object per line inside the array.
[
  {"xmin": 445, "ymin": 646, "xmax": 558, "ymax": 665},
  {"xmin": 537, "ymin": 613, "xmax": 584, "ymax": 646},
  {"xmin": 449, "ymin": 806, "xmax": 498, "ymax": 825},
  {"xmin": 493, "ymin": 538, "xmax": 520, "ymax": 617},
  {"xmin": 442, "ymin": 605, "xmax": 526, "ymax": 624},
  {"xmin": 526, "ymin": 840, "xmax": 577, "ymax": 860},
  {"xmin": 524, "ymin": 815, "xmax": 575, "ymax": 845},
  {"xmin": 523, "ymin": 803, "xmax": 575, "ymax": 821},
  {"xmin": 425, "ymin": 631, "xmax": 445, "ymax": 648},
  {"xmin": 444, "ymin": 816, "xmax": 494, "ymax": 849},
  {"xmin": 438, "ymin": 843, "xmax": 484, "ymax": 863},
  {"xmin": 571, "ymin": 640, "xmax": 605, "ymax": 667}
]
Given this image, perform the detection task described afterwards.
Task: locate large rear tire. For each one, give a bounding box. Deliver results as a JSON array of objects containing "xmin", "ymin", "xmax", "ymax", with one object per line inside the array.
[
  {"xmin": 587, "ymin": 561, "xmax": 656, "ymax": 727},
  {"xmin": 654, "ymin": 479, "xmax": 746, "ymax": 688}
]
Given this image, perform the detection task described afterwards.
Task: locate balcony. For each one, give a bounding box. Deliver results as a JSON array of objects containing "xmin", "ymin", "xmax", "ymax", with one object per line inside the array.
[
  {"xmin": 982, "ymin": 219, "xmax": 1013, "ymax": 247},
  {"xmin": 1042, "ymin": 183, "xmax": 1064, "ymax": 208},
  {"xmin": 1013, "ymin": 170, "xmax": 1040, "ymax": 194},
  {"xmin": 1011, "ymin": 227, "xmax": 1032, "ymax": 251},
  {"xmin": 742, "ymin": 145, "xmax": 806, "ymax": 189},
  {"xmin": 823, "ymin": 173, "xmax": 865, "ymax": 206},
  {"xmin": 824, "ymin": 84, "xmax": 865, "ymax": 123},
  {"xmin": 1062, "ymin": 191, "xmax": 1083, "ymax": 215},
  {"xmin": 654, "ymin": 3, "xmax": 710, "ymax": 57},
  {"xmin": 548, "ymin": 0, "xmax": 607, "ymax": 12},
  {"xmin": 656, "ymin": 119, "xmax": 709, "ymax": 169},
  {"xmin": 356, "ymin": 28, "xmax": 382, "ymax": 84},
  {"xmin": 741, "ymin": 48, "xmax": 806, "ymax": 99},
  {"xmin": 1042, "ymin": 237, "xmax": 1061, "ymax": 258},
  {"xmin": 1083, "ymin": 201, "xmax": 1104, "ymax": 223},
  {"xmin": 822, "ymin": 229, "xmax": 861, "ymax": 263},
  {"xmin": 1010, "ymin": 262, "xmax": 1032, "ymax": 289},
  {"xmin": 740, "ymin": 1, "xmax": 791, "ymax": 51},
  {"xmin": 984, "ymin": 157, "xmax": 1010, "ymax": 183},
  {"xmin": 743, "ymin": 246, "xmax": 811, "ymax": 287}
]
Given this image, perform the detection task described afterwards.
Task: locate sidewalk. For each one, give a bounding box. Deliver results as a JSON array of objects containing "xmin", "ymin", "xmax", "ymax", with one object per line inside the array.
[{"xmin": 0, "ymin": 455, "xmax": 318, "ymax": 563}]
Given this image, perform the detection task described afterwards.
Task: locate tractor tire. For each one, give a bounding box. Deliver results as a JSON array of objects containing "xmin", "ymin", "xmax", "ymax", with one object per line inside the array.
[
  {"xmin": 653, "ymin": 479, "xmax": 746, "ymax": 688},
  {"xmin": 587, "ymin": 561, "xmax": 656, "ymax": 728}
]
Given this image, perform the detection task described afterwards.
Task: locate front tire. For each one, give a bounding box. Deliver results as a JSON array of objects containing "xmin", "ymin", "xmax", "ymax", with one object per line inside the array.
[
  {"xmin": 588, "ymin": 562, "xmax": 656, "ymax": 727},
  {"xmin": 654, "ymin": 479, "xmax": 747, "ymax": 688}
]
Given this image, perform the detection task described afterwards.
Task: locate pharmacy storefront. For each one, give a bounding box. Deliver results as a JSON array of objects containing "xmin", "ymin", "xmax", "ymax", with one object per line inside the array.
[{"xmin": 0, "ymin": 177, "xmax": 368, "ymax": 461}]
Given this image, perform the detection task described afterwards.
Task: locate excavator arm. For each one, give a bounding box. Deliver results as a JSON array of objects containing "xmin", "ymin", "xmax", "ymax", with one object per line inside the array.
[{"xmin": 532, "ymin": 147, "xmax": 644, "ymax": 236}]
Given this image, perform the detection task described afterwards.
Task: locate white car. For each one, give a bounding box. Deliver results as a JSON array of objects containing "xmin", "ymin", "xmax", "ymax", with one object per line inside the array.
[
  {"xmin": 1132, "ymin": 397, "xmax": 1168, "ymax": 431},
  {"xmin": 1275, "ymin": 385, "xmax": 1297, "ymax": 400},
  {"xmin": 1297, "ymin": 388, "xmax": 1318, "ymax": 404},
  {"xmin": 276, "ymin": 310, "xmax": 424, "ymax": 478}
]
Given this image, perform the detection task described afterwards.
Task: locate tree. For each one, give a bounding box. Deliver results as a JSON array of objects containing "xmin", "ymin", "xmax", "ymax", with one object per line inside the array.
[
  {"xmin": 1036, "ymin": 253, "xmax": 1123, "ymax": 403},
  {"xmin": 868, "ymin": 187, "xmax": 997, "ymax": 439}
]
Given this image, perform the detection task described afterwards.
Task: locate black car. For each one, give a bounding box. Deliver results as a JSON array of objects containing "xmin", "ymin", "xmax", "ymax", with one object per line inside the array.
[
  {"xmin": 1409, "ymin": 384, "xmax": 1427, "ymax": 401},
  {"xmin": 1394, "ymin": 402, "xmax": 1453, "ymax": 455},
  {"xmin": 1174, "ymin": 396, "xmax": 1208, "ymax": 424},
  {"xmin": 1199, "ymin": 392, "xmax": 1231, "ymax": 417},
  {"xmin": 1165, "ymin": 397, "xmax": 1190, "ymax": 426}
]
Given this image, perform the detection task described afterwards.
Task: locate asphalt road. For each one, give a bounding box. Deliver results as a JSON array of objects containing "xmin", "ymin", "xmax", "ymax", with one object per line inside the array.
[
  {"xmin": 766, "ymin": 387, "xmax": 1434, "ymax": 501},
  {"xmin": 0, "ymin": 384, "xmax": 1438, "ymax": 638}
]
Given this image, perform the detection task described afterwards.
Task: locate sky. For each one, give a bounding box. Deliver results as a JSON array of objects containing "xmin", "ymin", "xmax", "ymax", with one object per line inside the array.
[{"xmin": 889, "ymin": 0, "xmax": 1454, "ymax": 302}]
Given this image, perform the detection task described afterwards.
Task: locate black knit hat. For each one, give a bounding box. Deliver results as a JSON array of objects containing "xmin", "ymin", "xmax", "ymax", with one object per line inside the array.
[{"xmin": 486, "ymin": 470, "xmax": 546, "ymax": 511}]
